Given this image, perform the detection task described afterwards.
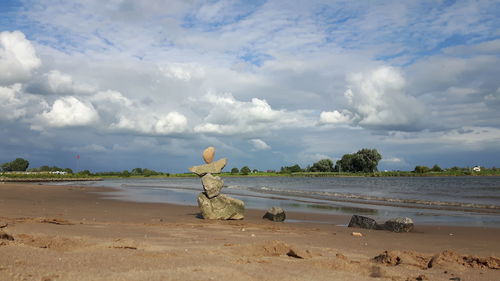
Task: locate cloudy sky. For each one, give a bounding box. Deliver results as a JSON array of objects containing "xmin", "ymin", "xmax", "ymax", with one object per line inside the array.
[{"xmin": 1, "ymin": 0, "xmax": 499, "ymax": 173}]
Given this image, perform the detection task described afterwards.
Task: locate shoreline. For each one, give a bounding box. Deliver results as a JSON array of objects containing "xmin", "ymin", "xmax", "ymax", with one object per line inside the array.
[{"xmin": 1, "ymin": 183, "xmax": 499, "ymax": 280}]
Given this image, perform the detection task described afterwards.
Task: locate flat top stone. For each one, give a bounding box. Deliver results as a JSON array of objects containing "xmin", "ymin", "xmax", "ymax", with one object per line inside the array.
[{"xmin": 189, "ymin": 158, "xmax": 227, "ymax": 176}]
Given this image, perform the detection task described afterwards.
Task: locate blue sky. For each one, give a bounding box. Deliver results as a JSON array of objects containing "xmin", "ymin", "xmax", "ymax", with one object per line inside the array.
[{"xmin": 1, "ymin": 0, "xmax": 499, "ymax": 173}]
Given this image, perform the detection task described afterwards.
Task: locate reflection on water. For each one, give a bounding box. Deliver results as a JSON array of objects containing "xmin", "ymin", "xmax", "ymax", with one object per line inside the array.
[{"xmin": 46, "ymin": 176, "xmax": 500, "ymax": 227}]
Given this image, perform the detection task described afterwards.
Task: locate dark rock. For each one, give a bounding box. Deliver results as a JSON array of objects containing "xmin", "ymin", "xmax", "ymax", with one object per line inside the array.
[
  {"xmin": 0, "ymin": 231, "xmax": 14, "ymax": 241},
  {"xmin": 348, "ymin": 215, "xmax": 380, "ymax": 229},
  {"xmin": 263, "ymin": 206, "xmax": 286, "ymax": 222},
  {"xmin": 384, "ymin": 217, "xmax": 414, "ymax": 233}
]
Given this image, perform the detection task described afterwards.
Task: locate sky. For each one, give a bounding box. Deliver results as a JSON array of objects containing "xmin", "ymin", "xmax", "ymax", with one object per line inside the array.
[{"xmin": 0, "ymin": 0, "xmax": 499, "ymax": 173}]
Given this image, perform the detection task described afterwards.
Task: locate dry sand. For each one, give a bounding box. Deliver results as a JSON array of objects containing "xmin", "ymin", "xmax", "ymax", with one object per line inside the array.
[{"xmin": 0, "ymin": 183, "xmax": 499, "ymax": 281}]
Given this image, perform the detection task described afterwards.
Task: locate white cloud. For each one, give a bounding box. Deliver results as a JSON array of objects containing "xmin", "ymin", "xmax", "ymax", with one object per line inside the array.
[
  {"xmin": 44, "ymin": 70, "xmax": 96, "ymax": 95},
  {"xmin": 323, "ymin": 66, "xmax": 426, "ymax": 131},
  {"xmin": 0, "ymin": 31, "xmax": 41, "ymax": 85},
  {"xmin": 39, "ymin": 96, "xmax": 99, "ymax": 127},
  {"xmin": 193, "ymin": 92, "xmax": 310, "ymax": 135},
  {"xmin": 318, "ymin": 110, "xmax": 353, "ymax": 125},
  {"xmin": 64, "ymin": 143, "xmax": 107, "ymax": 152},
  {"xmin": 0, "ymin": 84, "xmax": 28, "ymax": 120},
  {"xmin": 159, "ymin": 63, "xmax": 205, "ymax": 82},
  {"xmin": 249, "ymin": 139, "xmax": 271, "ymax": 150},
  {"xmin": 154, "ymin": 112, "xmax": 188, "ymax": 134},
  {"xmin": 381, "ymin": 157, "xmax": 403, "ymax": 163}
]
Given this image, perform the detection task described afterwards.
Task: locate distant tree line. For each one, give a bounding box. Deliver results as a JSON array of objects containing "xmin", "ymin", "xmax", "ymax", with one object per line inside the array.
[
  {"xmin": 230, "ymin": 166, "xmax": 258, "ymax": 175},
  {"xmin": 1, "ymin": 158, "xmax": 30, "ymax": 172},
  {"xmin": 92, "ymin": 168, "xmax": 168, "ymax": 177},
  {"xmin": 279, "ymin": 148, "xmax": 382, "ymax": 174}
]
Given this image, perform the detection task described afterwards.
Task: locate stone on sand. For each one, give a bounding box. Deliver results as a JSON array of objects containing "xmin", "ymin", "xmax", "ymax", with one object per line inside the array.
[
  {"xmin": 384, "ymin": 217, "xmax": 414, "ymax": 233},
  {"xmin": 202, "ymin": 146, "xmax": 215, "ymax": 164},
  {"xmin": 348, "ymin": 215, "xmax": 380, "ymax": 230},
  {"xmin": 262, "ymin": 206, "xmax": 286, "ymax": 222},
  {"xmin": 197, "ymin": 192, "xmax": 244, "ymax": 220},
  {"xmin": 189, "ymin": 158, "xmax": 227, "ymax": 176},
  {"xmin": 201, "ymin": 173, "xmax": 224, "ymax": 198},
  {"xmin": 0, "ymin": 230, "xmax": 14, "ymax": 241}
]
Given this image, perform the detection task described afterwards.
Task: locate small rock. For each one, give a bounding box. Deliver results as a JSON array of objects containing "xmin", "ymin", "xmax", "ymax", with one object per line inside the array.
[
  {"xmin": 384, "ymin": 217, "xmax": 414, "ymax": 233},
  {"xmin": 189, "ymin": 158, "xmax": 227, "ymax": 176},
  {"xmin": 197, "ymin": 192, "xmax": 245, "ymax": 220},
  {"xmin": 348, "ymin": 215, "xmax": 380, "ymax": 229},
  {"xmin": 201, "ymin": 173, "xmax": 224, "ymax": 198},
  {"xmin": 416, "ymin": 274, "xmax": 428, "ymax": 281},
  {"xmin": 262, "ymin": 206, "xmax": 286, "ymax": 222},
  {"xmin": 0, "ymin": 222, "xmax": 7, "ymax": 228},
  {"xmin": 0, "ymin": 231, "xmax": 14, "ymax": 241},
  {"xmin": 351, "ymin": 232, "xmax": 363, "ymax": 237},
  {"xmin": 202, "ymin": 146, "xmax": 215, "ymax": 164}
]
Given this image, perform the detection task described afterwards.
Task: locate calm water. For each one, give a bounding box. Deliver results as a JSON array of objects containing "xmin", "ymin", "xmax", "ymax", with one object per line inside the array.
[{"xmin": 50, "ymin": 176, "xmax": 500, "ymax": 227}]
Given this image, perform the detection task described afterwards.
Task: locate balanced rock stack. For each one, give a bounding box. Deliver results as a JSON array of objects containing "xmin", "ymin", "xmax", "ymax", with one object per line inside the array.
[{"xmin": 189, "ymin": 147, "xmax": 245, "ymax": 220}]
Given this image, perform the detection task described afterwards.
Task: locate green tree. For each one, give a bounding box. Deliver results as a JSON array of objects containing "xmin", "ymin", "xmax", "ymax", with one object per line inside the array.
[
  {"xmin": 280, "ymin": 164, "xmax": 302, "ymax": 173},
  {"xmin": 230, "ymin": 167, "xmax": 239, "ymax": 174},
  {"xmin": 131, "ymin": 168, "xmax": 143, "ymax": 175},
  {"xmin": 78, "ymin": 170, "xmax": 91, "ymax": 176},
  {"xmin": 431, "ymin": 164, "xmax": 442, "ymax": 172},
  {"xmin": 63, "ymin": 168, "xmax": 73, "ymax": 174},
  {"xmin": 122, "ymin": 170, "xmax": 131, "ymax": 177},
  {"xmin": 309, "ymin": 159, "xmax": 334, "ymax": 172},
  {"xmin": 1, "ymin": 158, "xmax": 30, "ymax": 172},
  {"xmin": 240, "ymin": 166, "xmax": 251, "ymax": 175},
  {"xmin": 414, "ymin": 166, "xmax": 430, "ymax": 173},
  {"xmin": 335, "ymin": 148, "xmax": 382, "ymax": 173}
]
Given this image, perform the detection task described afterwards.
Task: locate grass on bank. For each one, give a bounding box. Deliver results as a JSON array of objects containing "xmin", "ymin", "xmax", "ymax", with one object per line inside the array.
[{"xmin": 2, "ymin": 168, "xmax": 499, "ymax": 180}]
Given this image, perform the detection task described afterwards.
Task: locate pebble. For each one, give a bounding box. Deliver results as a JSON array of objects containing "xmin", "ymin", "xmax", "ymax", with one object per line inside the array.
[{"xmin": 351, "ymin": 232, "xmax": 363, "ymax": 237}]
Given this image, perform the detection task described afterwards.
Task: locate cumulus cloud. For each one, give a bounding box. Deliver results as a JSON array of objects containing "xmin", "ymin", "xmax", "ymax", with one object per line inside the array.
[
  {"xmin": 0, "ymin": 84, "xmax": 28, "ymax": 120},
  {"xmin": 193, "ymin": 92, "xmax": 310, "ymax": 135},
  {"xmin": 91, "ymin": 90, "xmax": 189, "ymax": 135},
  {"xmin": 39, "ymin": 96, "xmax": 99, "ymax": 128},
  {"xmin": 318, "ymin": 110, "xmax": 353, "ymax": 125},
  {"xmin": 0, "ymin": 31, "xmax": 41, "ymax": 85},
  {"xmin": 159, "ymin": 63, "xmax": 205, "ymax": 82},
  {"xmin": 249, "ymin": 139, "xmax": 271, "ymax": 150},
  {"xmin": 320, "ymin": 66, "xmax": 426, "ymax": 131},
  {"xmin": 381, "ymin": 157, "xmax": 403, "ymax": 163}
]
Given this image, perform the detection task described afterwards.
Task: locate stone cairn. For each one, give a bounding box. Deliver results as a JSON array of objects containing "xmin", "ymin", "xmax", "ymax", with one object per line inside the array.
[{"xmin": 189, "ymin": 147, "xmax": 245, "ymax": 220}]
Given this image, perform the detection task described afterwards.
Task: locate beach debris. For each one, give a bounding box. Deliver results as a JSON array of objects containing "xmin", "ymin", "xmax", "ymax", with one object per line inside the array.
[
  {"xmin": 384, "ymin": 217, "xmax": 414, "ymax": 233},
  {"xmin": 351, "ymin": 232, "xmax": 363, "ymax": 237},
  {"xmin": 262, "ymin": 206, "xmax": 286, "ymax": 222},
  {"xmin": 197, "ymin": 193, "xmax": 245, "ymax": 220},
  {"xmin": 415, "ymin": 274, "xmax": 429, "ymax": 281},
  {"xmin": 201, "ymin": 173, "xmax": 224, "ymax": 198},
  {"xmin": 189, "ymin": 158, "xmax": 227, "ymax": 177},
  {"xmin": 190, "ymin": 147, "xmax": 244, "ymax": 220},
  {"xmin": 0, "ymin": 221, "xmax": 7, "ymax": 228},
  {"xmin": 202, "ymin": 146, "xmax": 215, "ymax": 164},
  {"xmin": 0, "ymin": 231, "xmax": 14, "ymax": 241},
  {"xmin": 348, "ymin": 215, "xmax": 381, "ymax": 230}
]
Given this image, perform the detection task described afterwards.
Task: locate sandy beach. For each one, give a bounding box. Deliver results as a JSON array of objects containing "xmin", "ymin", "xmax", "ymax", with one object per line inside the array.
[{"xmin": 0, "ymin": 183, "xmax": 499, "ymax": 281}]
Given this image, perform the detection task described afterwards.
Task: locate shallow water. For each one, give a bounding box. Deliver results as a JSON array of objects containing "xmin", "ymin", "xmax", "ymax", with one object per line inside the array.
[{"xmin": 49, "ymin": 176, "xmax": 500, "ymax": 227}]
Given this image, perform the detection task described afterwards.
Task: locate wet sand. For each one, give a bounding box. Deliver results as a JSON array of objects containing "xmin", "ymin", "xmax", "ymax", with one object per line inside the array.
[{"xmin": 0, "ymin": 183, "xmax": 499, "ymax": 281}]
